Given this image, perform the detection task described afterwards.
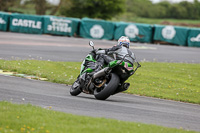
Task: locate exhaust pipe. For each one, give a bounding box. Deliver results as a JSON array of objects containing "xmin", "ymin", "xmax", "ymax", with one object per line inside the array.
[
  {"xmin": 123, "ymin": 83, "xmax": 130, "ymax": 90},
  {"xmin": 113, "ymin": 83, "xmax": 130, "ymax": 95},
  {"xmin": 93, "ymin": 67, "xmax": 110, "ymax": 79}
]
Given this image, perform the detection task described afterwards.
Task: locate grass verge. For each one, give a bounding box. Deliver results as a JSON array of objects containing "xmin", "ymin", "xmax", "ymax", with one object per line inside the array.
[
  {"xmin": 0, "ymin": 60, "xmax": 199, "ymax": 104},
  {"xmin": 0, "ymin": 101, "xmax": 198, "ymax": 133},
  {"xmin": 112, "ymin": 16, "xmax": 200, "ymax": 27}
]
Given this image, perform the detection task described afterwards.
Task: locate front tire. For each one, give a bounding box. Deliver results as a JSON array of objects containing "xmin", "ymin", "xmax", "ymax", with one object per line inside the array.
[
  {"xmin": 94, "ymin": 73, "xmax": 120, "ymax": 100},
  {"xmin": 70, "ymin": 78, "xmax": 81, "ymax": 96}
]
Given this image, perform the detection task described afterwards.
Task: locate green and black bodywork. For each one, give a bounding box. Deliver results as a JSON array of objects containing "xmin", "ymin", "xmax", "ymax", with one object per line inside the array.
[{"xmin": 70, "ymin": 42, "xmax": 141, "ymax": 100}]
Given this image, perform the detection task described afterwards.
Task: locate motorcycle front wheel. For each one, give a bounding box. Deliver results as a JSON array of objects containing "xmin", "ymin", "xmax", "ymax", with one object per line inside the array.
[
  {"xmin": 70, "ymin": 78, "xmax": 81, "ymax": 96},
  {"xmin": 94, "ymin": 73, "xmax": 120, "ymax": 100}
]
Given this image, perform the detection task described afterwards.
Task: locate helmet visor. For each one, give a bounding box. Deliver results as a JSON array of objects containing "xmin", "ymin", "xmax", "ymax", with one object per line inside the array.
[{"xmin": 119, "ymin": 42, "xmax": 129, "ymax": 48}]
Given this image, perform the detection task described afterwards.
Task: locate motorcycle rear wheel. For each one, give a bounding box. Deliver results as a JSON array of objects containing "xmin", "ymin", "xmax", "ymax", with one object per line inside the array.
[{"xmin": 94, "ymin": 73, "xmax": 119, "ymax": 100}]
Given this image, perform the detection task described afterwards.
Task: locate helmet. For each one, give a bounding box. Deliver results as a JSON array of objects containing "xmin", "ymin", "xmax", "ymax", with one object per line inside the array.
[{"xmin": 118, "ymin": 36, "xmax": 130, "ymax": 48}]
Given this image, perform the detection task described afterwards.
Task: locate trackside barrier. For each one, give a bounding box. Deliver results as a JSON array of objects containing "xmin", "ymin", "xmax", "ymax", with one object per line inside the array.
[
  {"xmin": 114, "ymin": 22, "xmax": 153, "ymax": 43},
  {"xmin": 1, "ymin": 11, "xmax": 200, "ymax": 47},
  {"xmin": 153, "ymin": 25, "xmax": 189, "ymax": 46},
  {"xmin": 187, "ymin": 28, "xmax": 200, "ymax": 47},
  {"xmin": 67, "ymin": 17, "xmax": 81, "ymax": 36},
  {"xmin": 43, "ymin": 15, "xmax": 80, "ymax": 36},
  {"xmin": 9, "ymin": 13, "xmax": 43, "ymax": 34},
  {"xmin": 0, "ymin": 12, "xmax": 10, "ymax": 31},
  {"xmin": 79, "ymin": 18, "xmax": 115, "ymax": 40}
]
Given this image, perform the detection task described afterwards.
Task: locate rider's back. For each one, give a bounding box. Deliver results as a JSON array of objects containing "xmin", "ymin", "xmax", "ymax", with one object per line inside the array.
[{"xmin": 108, "ymin": 45, "xmax": 135, "ymax": 65}]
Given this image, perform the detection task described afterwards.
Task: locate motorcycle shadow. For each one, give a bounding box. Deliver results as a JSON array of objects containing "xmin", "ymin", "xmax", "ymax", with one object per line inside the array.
[{"xmin": 75, "ymin": 94, "xmax": 139, "ymax": 104}]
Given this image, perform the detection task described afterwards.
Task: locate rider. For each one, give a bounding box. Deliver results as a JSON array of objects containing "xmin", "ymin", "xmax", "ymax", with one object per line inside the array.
[
  {"xmin": 79, "ymin": 36, "xmax": 135, "ymax": 93},
  {"xmin": 95, "ymin": 36, "xmax": 135, "ymax": 71}
]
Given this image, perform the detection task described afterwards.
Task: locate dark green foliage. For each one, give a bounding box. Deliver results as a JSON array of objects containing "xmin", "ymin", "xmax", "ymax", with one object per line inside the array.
[
  {"xmin": 0, "ymin": 0, "xmax": 20, "ymax": 12},
  {"xmin": 1, "ymin": 0, "xmax": 200, "ymax": 20},
  {"xmin": 59, "ymin": 0, "xmax": 125, "ymax": 20},
  {"xmin": 125, "ymin": 0, "xmax": 200, "ymax": 20},
  {"xmin": 33, "ymin": 0, "xmax": 46, "ymax": 15}
]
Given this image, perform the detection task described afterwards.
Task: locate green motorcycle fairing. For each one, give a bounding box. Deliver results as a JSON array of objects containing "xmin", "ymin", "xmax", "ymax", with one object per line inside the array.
[
  {"xmin": 109, "ymin": 60, "xmax": 134, "ymax": 72},
  {"xmin": 80, "ymin": 54, "xmax": 96, "ymax": 75},
  {"xmin": 80, "ymin": 54, "xmax": 135, "ymax": 76}
]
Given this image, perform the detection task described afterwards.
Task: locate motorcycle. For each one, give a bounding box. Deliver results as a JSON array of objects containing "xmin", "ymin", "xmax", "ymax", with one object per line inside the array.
[{"xmin": 70, "ymin": 41, "xmax": 141, "ymax": 100}]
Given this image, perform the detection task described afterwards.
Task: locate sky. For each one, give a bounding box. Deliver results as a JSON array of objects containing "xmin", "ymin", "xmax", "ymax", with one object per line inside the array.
[
  {"xmin": 47, "ymin": 0, "xmax": 60, "ymax": 5},
  {"xmin": 21, "ymin": 0, "xmax": 60, "ymax": 5}
]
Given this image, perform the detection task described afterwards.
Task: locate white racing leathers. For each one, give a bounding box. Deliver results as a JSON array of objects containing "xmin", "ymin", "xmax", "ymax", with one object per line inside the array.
[{"xmin": 108, "ymin": 45, "xmax": 136, "ymax": 65}]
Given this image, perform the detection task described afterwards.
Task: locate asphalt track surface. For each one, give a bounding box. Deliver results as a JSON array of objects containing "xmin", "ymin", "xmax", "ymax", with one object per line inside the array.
[
  {"xmin": 0, "ymin": 32, "xmax": 200, "ymax": 63},
  {"xmin": 0, "ymin": 32, "xmax": 200, "ymax": 131}
]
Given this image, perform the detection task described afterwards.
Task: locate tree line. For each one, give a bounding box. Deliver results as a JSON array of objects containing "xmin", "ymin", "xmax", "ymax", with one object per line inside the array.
[
  {"xmin": 1, "ymin": 0, "xmax": 200, "ymax": 20},
  {"xmin": 127, "ymin": 0, "xmax": 200, "ymax": 20},
  {"xmin": 57, "ymin": 0, "xmax": 200, "ymax": 20}
]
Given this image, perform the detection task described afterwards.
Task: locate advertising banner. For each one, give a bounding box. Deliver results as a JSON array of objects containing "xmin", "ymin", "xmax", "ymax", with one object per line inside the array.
[
  {"xmin": 43, "ymin": 15, "xmax": 73, "ymax": 36},
  {"xmin": 114, "ymin": 22, "xmax": 153, "ymax": 43},
  {"xmin": 153, "ymin": 25, "xmax": 189, "ymax": 46},
  {"xmin": 0, "ymin": 12, "xmax": 10, "ymax": 31},
  {"xmin": 9, "ymin": 14, "xmax": 43, "ymax": 34},
  {"xmin": 187, "ymin": 28, "xmax": 200, "ymax": 47},
  {"xmin": 67, "ymin": 17, "xmax": 80, "ymax": 36},
  {"xmin": 79, "ymin": 18, "xmax": 115, "ymax": 40}
]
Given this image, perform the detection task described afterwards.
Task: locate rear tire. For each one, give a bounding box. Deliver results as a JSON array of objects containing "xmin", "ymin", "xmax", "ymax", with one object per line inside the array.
[
  {"xmin": 70, "ymin": 78, "xmax": 81, "ymax": 96},
  {"xmin": 94, "ymin": 73, "xmax": 119, "ymax": 100}
]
